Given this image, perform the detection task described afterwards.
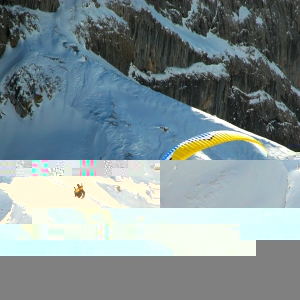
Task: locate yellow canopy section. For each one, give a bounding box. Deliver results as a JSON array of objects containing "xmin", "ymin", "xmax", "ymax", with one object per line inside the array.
[{"xmin": 162, "ymin": 130, "xmax": 267, "ymax": 160}]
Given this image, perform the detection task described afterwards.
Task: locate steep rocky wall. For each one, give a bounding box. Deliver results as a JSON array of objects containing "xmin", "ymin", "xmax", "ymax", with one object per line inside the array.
[
  {"xmin": 143, "ymin": 0, "xmax": 300, "ymax": 88},
  {"xmin": 226, "ymin": 87, "xmax": 300, "ymax": 151},
  {"xmin": 102, "ymin": 0, "xmax": 300, "ymax": 150},
  {"xmin": 0, "ymin": 0, "xmax": 60, "ymax": 12},
  {"xmin": 74, "ymin": 16, "xmax": 135, "ymax": 75},
  {"xmin": 133, "ymin": 69, "xmax": 230, "ymax": 116},
  {"xmin": 184, "ymin": 0, "xmax": 300, "ymax": 89},
  {"xmin": 76, "ymin": 2, "xmax": 212, "ymax": 75},
  {"xmin": 225, "ymin": 55, "xmax": 300, "ymax": 122},
  {"xmin": 108, "ymin": 2, "xmax": 213, "ymax": 74}
]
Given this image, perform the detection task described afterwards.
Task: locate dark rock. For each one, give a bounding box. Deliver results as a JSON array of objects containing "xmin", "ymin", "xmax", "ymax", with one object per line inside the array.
[
  {"xmin": 108, "ymin": 3, "xmax": 212, "ymax": 74},
  {"xmin": 1, "ymin": 64, "xmax": 61, "ymax": 118},
  {"xmin": 74, "ymin": 16, "xmax": 135, "ymax": 75},
  {"xmin": 34, "ymin": 94, "xmax": 43, "ymax": 106},
  {"xmin": 0, "ymin": 7, "xmax": 38, "ymax": 57},
  {"xmin": 0, "ymin": 0, "xmax": 60, "ymax": 12},
  {"xmin": 145, "ymin": 0, "xmax": 192, "ymax": 25},
  {"xmin": 185, "ymin": 0, "xmax": 300, "ymax": 89},
  {"xmin": 226, "ymin": 87, "xmax": 300, "ymax": 151},
  {"xmin": 134, "ymin": 69, "xmax": 230, "ymax": 115},
  {"xmin": 92, "ymin": 0, "xmax": 100, "ymax": 8}
]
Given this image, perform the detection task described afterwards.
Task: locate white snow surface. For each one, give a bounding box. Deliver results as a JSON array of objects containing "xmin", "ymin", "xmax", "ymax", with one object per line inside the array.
[
  {"xmin": 256, "ymin": 16, "xmax": 264, "ymax": 26},
  {"xmin": 0, "ymin": 161, "xmax": 160, "ymax": 223},
  {"xmin": 129, "ymin": 62, "xmax": 229, "ymax": 81},
  {"xmin": 0, "ymin": 0, "xmax": 299, "ymax": 160},
  {"xmin": 161, "ymin": 160, "xmax": 300, "ymax": 208},
  {"xmin": 237, "ymin": 6, "xmax": 251, "ymax": 23},
  {"xmin": 248, "ymin": 90, "xmax": 293, "ymax": 114}
]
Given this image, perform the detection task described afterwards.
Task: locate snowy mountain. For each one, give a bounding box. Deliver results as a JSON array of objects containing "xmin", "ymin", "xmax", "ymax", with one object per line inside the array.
[
  {"xmin": 0, "ymin": 0, "xmax": 300, "ymax": 159},
  {"xmin": 161, "ymin": 160, "xmax": 300, "ymax": 208}
]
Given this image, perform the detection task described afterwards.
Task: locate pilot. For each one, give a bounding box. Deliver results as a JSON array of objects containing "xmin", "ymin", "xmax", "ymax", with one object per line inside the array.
[{"xmin": 74, "ymin": 183, "xmax": 85, "ymax": 199}]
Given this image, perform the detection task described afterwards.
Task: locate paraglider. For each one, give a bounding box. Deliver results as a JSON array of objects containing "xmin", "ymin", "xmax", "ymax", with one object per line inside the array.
[
  {"xmin": 162, "ymin": 130, "xmax": 267, "ymax": 160},
  {"xmin": 74, "ymin": 183, "xmax": 85, "ymax": 199}
]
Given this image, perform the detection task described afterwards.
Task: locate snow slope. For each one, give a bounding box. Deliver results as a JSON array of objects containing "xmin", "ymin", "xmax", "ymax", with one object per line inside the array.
[
  {"xmin": 0, "ymin": 0, "xmax": 298, "ymax": 160},
  {"xmin": 161, "ymin": 160, "xmax": 300, "ymax": 208},
  {"xmin": 0, "ymin": 163, "xmax": 160, "ymax": 224},
  {"xmin": 285, "ymin": 165, "xmax": 300, "ymax": 208}
]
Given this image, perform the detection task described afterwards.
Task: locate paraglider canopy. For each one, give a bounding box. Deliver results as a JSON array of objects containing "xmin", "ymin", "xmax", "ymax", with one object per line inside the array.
[{"xmin": 162, "ymin": 130, "xmax": 268, "ymax": 160}]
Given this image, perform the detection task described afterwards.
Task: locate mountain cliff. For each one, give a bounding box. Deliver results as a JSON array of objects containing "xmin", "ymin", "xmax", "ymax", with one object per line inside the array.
[
  {"xmin": 106, "ymin": 0, "xmax": 300, "ymax": 151},
  {"xmin": 0, "ymin": 0, "xmax": 60, "ymax": 12},
  {"xmin": 1, "ymin": 0, "xmax": 300, "ymax": 157}
]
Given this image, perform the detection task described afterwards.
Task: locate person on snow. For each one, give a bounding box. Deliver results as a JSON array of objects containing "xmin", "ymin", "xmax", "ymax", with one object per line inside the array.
[{"xmin": 74, "ymin": 183, "xmax": 85, "ymax": 199}]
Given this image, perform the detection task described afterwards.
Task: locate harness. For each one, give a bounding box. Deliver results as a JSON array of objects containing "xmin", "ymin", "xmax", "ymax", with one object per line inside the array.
[{"xmin": 75, "ymin": 185, "xmax": 83, "ymax": 193}]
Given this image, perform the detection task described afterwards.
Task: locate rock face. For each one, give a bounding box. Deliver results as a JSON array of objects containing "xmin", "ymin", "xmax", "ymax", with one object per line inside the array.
[
  {"xmin": 0, "ymin": 0, "xmax": 60, "ymax": 12},
  {"xmin": 101, "ymin": 0, "xmax": 300, "ymax": 151},
  {"xmin": 226, "ymin": 87, "xmax": 300, "ymax": 149},
  {"xmin": 75, "ymin": 16, "xmax": 135, "ymax": 75},
  {"xmin": 0, "ymin": 1, "xmax": 58, "ymax": 57},
  {"xmin": 184, "ymin": 0, "xmax": 300, "ymax": 89},
  {"xmin": 0, "ymin": 64, "xmax": 61, "ymax": 118},
  {"xmin": 107, "ymin": 2, "xmax": 212, "ymax": 74},
  {"xmin": 0, "ymin": 4, "xmax": 54, "ymax": 118},
  {"xmin": 0, "ymin": 6, "xmax": 38, "ymax": 57},
  {"xmin": 145, "ymin": 0, "xmax": 192, "ymax": 26},
  {"xmin": 138, "ymin": 0, "xmax": 300, "ymax": 89}
]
